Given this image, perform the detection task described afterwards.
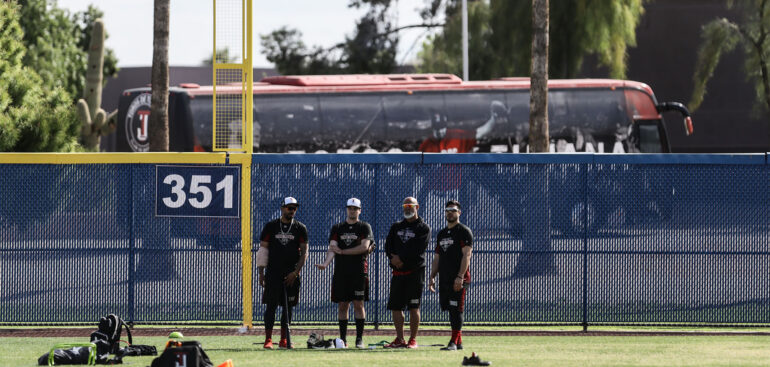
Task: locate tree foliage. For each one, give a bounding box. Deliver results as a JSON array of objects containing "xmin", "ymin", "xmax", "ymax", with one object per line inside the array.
[
  {"xmin": 16, "ymin": 0, "xmax": 118, "ymax": 102},
  {"xmin": 261, "ymin": 0, "xmax": 419, "ymax": 75},
  {"xmin": 0, "ymin": 1, "xmax": 81, "ymax": 152},
  {"xmin": 690, "ymin": 0, "xmax": 770, "ymax": 116},
  {"xmin": 418, "ymin": 0, "xmax": 645, "ymax": 80}
]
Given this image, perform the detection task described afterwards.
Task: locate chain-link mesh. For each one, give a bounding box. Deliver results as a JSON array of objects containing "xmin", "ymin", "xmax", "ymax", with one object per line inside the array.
[
  {"xmin": 0, "ymin": 164, "xmax": 242, "ymax": 324},
  {"xmin": 214, "ymin": 69, "xmax": 244, "ymax": 151},
  {"xmin": 213, "ymin": 0, "xmax": 247, "ymax": 152},
  {"xmin": 587, "ymin": 164, "xmax": 770, "ymax": 324},
  {"xmin": 214, "ymin": 0, "xmax": 243, "ymax": 64},
  {"xmin": 1, "ymin": 156, "xmax": 768, "ymax": 325}
]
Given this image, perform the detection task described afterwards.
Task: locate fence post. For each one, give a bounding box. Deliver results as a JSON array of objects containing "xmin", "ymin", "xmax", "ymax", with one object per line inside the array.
[
  {"xmin": 581, "ymin": 161, "xmax": 589, "ymax": 332},
  {"xmin": 128, "ymin": 164, "xmax": 136, "ymax": 324},
  {"xmin": 373, "ymin": 164, "xmax": 380, "ymax": 330}
]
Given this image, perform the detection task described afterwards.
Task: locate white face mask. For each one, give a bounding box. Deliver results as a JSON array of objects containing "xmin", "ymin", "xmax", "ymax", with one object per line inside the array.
[{"xmin": 403, "ymin": 211, "xmax": 416, "ymax": 219}]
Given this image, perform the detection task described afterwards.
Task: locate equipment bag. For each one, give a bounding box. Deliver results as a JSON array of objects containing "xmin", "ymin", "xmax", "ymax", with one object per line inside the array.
[
  {"xmin": 90, "ymin": 314, "xmax": 132, "ymax": 355},
  {"xmin": 150, "ymin": 341, "xmax": 213, "ymax": 367}
]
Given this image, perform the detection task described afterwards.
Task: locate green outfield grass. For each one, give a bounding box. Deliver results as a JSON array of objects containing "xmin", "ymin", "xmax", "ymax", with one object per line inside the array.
[{"xmin": 2, "ymin": 334, "xmax": 770, "ymax": 367}]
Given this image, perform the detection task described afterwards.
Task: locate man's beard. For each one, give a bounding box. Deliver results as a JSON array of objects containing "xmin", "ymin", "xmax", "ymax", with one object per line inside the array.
[{"xmin": 403, "ymin": 211, "xmax": 416, "ymax": 219}]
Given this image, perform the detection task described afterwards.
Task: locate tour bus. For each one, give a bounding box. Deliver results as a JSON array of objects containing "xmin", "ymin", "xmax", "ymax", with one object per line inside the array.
[
  {"xmin": 115, "ymin": 74, "xmax": 693, "ymax": 154},
  {"xmin": 116, "ymin": 74, "xmax": 692, "ymax": 237}
]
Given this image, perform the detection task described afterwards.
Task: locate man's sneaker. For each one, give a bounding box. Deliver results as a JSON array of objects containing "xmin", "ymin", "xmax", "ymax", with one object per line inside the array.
[
  {"xmin": 406, "ymin": 338, "xmax": 418, "ymax": 349},
  {"xmin": 456, "ymin": 343, "xmax": 464, "ymax": 350},
  {"xmin": 263, "ymin": 338, "xmax": 273, "ymax": 349},
  {"xmin": 440, "ymin": 342, "xmax": 458, "ymax": 351},
  {"xmin": 355, "ymin": 338, "xmax": 365, "ymax": 349},
  {"xmin": 383, "ymin": 337, "xmax": 406, "ymax": 349},
  {"xmin": 462, "ymin": 352, "xmax": 491, "ymax": 366},
  {"xmin": 278, "ymin": 338, "xmax": 294, "ymax": 349}
]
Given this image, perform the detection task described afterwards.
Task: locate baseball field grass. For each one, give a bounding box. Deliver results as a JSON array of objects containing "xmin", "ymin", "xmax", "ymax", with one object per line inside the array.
[{"xmin": 2, "ymin": 331, "xmax": 770, "ymax": 366}]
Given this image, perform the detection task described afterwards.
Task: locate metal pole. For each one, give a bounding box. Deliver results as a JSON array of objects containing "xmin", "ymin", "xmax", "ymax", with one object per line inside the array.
[{"xmin": 462, "ymin": 0, "xmax": 469, "ymax": 81}]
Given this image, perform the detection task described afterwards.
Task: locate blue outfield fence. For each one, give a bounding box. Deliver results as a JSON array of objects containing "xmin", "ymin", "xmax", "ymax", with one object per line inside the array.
[{"xmin": 0, "ymin": 153, "xmax": 768, "ymax": 326}]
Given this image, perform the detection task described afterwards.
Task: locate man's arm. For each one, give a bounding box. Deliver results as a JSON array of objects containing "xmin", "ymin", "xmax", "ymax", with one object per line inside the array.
[
  {"xmin": 428, "ymin": 251, "xmax": 440, "ymax": 292},
  {"xmin": 340, "ymin": 238, "xmax": 370, "ymax": 255},
  {"xmin": 315, "ymin": 240, "xmax": 337, "ymax": 270},
  {"xmin": 285, "ymin": 241, "xmax": 308, "ymax": 286},
  {"xmin": 385, "ymin": 226, "xmax": 403, "ymax": 269},
  {"xmin": 257, "ymin": 241, "xmax": 269, "ymax": 287},
  {"xmin": 476, "ymin": 100, "xmax": 507, "ymax": 139},
  {"xmin": 454, "ymin": 246, "xmax": 472, "ymax": 292}
]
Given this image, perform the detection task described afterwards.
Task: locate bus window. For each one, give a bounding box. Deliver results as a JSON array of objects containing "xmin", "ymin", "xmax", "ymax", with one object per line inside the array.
[
  {"xmin": 319, "ymin": 94, "xmax": 386, "ymax": 152},
  {"xmin": 254, "ymin": 95, "xmax": 321, "ymax": 152},
  {"xmin": 444, "ymin": 91, "xmax": 510, "ymax": 151},
  {"xmin": 634, "ymin": 121, "xmax": 666, "ymax": 153},
  {"xmin": 383, "ymin": 92, "xmax": 445, "ymax": 151}
]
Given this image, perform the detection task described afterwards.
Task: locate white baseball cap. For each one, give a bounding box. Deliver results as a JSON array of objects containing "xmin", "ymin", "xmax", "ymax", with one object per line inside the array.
[
  {"xmin": 346, "ymin": 198, "xmax": 361, "ymax": 208},
  {"xmin": 282, "ymin": 197, "xmax": 299, "ymax": 207}
]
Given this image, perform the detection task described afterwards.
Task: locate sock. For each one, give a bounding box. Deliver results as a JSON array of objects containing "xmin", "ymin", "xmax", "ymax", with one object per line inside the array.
[
  {"xmin": 457, "ymin": 330, "xmax": 462, "ymax": 345},
  {"xmin": 338, "ymin": 319, "xmax": 348, "ymax": 342},
  {"xmin": 264, "ymin": 303, "xmax": 277, "ymax": 339},
  {"xmin": 450, "ymin": 330, "xmax": 459, "ymax": 344},
  {"xmin": 355, "ymin": 318, "xmax": 365, "ymax": 340}
]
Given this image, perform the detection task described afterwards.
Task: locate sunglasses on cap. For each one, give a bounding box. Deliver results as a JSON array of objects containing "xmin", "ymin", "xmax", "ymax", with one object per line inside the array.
[
  {"xmin": 402, "ymin": 203, "xmax": 418, "ymax": 208},
  {"xmin": 444, "ymin": 207, "xmax": 459, "ymax": 212}
]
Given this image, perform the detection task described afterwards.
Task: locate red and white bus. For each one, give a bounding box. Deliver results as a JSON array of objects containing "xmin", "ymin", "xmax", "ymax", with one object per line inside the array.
[{"xmin": 115, "ymin": 74, "xmax": 692, "ymax": 153}]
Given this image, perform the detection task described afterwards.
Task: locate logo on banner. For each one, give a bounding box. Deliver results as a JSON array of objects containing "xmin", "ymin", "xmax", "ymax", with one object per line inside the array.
[{"xmin": 126, "ymin": 93, "xmax": 152, "ymax": 152}]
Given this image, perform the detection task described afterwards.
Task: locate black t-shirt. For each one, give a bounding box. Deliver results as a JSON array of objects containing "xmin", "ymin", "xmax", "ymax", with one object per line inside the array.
[
  {"xmin": 385, "ymin": 217, "xmax": 431, "ymax": 272},
  {"xmin": 259, "ymin": 218, "xmax": 308, "ymax": 278},
  {"xmin": 329, "ymin": 221, "xmax": 373, "ymax": 275},
  {"xmin": 435, "ymin": 223, "xmax": 473, "ymax": 286}
]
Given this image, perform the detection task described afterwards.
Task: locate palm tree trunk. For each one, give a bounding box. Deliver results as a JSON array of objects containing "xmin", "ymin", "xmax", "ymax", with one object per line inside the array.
[
  {"xmin": 149, "ymin": 0, "xmax": 170, "ymax": 152},
  {"xmin": 529, "ymin": 0, "xmax": 549, "ymax": 151},
  {"xmin": 515, "ymin": 0, "xmax": 552, "ymax": 278}
]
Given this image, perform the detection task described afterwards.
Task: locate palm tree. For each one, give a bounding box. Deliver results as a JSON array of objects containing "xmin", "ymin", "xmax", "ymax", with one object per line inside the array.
[
  {"xmin": 515, "ymin": 0, "xmax": 552, "ymax": 278},
  {"xmin": 149, "ymin": 0, "xmax": 169, "ymax": 151}
]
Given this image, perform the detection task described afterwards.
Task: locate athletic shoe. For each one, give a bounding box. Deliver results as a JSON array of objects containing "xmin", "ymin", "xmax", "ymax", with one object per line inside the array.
[
  {"xmin": 263, "ymin": 338, "xmax": 273, "ymax": 349},
  {"xmin": 278, "ymin": 338, "xmax": 294, "ymax": 349},
  {"xmin": 462, "ymin": 352, "xmax": 491, "ymax": 366},
  {"xmin": 383, "ymin": 337, "xmax": 406, "ymax": 349},
  {"xmin": 355, "ymin": 338, "xmax": 365, "ymax": 349},
  {"xmin": 457, "ymin": 343, "xmax": 464, "ymax": 350},
  {"xmin": 406, "ymin": 338, "xmax": 418, "ymax": 349},
  {"xmin": 440, "ymin": 342, "xmax": 458, "ymax": 351}
]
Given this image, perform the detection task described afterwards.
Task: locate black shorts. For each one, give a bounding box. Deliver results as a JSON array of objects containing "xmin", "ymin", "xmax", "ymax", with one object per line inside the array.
[
  {"xmin": 439, "ymin": 284, "xmax": 466, "ymax": 312},
  {"xmin": 262, "ymin": 275, "xmax": 301, "ymax": 307},
  {"xmin": 331, "ymin": 272, "xmax": 369, "ymax": 302},
  {"xmin": 387, "ymin": 269, "xmax": 425, "ymax": 310}
]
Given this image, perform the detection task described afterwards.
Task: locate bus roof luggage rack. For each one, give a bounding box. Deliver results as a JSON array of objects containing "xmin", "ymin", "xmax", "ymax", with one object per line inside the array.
[{"xmin": 261, "ymin": 74, "xmax": 462, "ymax": 86}]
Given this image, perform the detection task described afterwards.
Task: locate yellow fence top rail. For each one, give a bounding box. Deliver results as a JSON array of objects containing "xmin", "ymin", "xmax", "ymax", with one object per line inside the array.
[{"xmin": 0, "ymin": 153, "xmax": 229, "ymax": 164}]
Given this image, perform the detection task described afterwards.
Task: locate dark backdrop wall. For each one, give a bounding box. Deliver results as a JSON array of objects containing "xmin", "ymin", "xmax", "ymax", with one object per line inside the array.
[{"xmin": 609, "ymin": 0, "xmax": 768, "ymax": 152}]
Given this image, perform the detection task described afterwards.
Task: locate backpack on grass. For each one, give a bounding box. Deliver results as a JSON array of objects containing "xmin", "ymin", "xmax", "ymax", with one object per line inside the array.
[{"xmin": 150, "ymin": 341, "xmax": 213, "ymax": 367}]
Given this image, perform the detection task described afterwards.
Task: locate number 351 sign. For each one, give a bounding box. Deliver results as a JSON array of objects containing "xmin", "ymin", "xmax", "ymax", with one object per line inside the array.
[{"xmin": 156, "ymin": 165, "xmax": 240, "ymax": 217}]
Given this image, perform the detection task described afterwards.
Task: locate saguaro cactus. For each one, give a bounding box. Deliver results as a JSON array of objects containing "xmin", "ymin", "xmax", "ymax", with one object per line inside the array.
[{"xmin": 77, "ymin": 19, "xmax": 117, "ymax": 150}]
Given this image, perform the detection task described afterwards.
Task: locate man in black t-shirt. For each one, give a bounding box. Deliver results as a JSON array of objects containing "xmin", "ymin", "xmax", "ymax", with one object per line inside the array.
[
  {"xmin": 383, "ymin": 197, "xmax": 431, "ymax": 349},
  {"xmin": 315, "ymin": 198, "xmax": 374, "ymax": 348},
  {"xmin": 256, "ymin": 197, "xmax": 309, "ymax": 349},
  {"xmin": 429, "ymin": 200, "xmax": 473, "ymax": 351}
]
